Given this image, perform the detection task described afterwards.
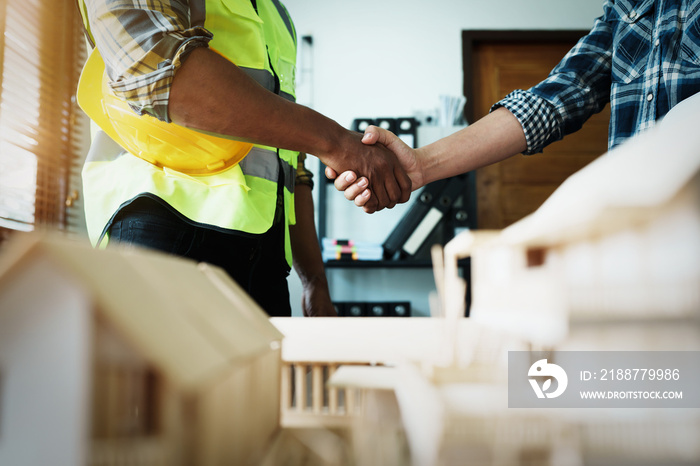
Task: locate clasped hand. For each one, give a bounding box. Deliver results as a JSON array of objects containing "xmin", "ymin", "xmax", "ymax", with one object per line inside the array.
[{"xmin": 326, "ymin": 125, "xmax": 424, "ymax": 213}]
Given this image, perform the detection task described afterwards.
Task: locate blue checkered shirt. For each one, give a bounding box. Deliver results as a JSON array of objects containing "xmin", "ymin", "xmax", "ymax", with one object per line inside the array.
[{"xmin": 495, "ymin": 0, "xmax": 700, "ymax": 154}]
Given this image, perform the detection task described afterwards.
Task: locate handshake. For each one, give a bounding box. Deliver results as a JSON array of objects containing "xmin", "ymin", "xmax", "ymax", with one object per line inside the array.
[
  {"xmin": 320, "ymin": 107, "xmax": 525, "ymax": 213},
  {"xmin": 323, "ymin": 125, "xmax": 426, "ymax": 214}
]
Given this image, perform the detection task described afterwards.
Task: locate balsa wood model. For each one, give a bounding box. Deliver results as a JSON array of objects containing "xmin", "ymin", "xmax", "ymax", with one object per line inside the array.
[{"xmin": 0, "ymin": 234, "xmax": 283, "ymax": 466}]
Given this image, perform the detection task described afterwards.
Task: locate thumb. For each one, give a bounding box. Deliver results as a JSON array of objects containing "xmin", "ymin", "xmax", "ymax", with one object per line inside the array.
[
  {"xmin": 361, "ymin": 125, "xmax": 392, "ymax": 145},
  {"xmin": 325, "ymin": 165, "xmax": 338, "ymax": 180}
]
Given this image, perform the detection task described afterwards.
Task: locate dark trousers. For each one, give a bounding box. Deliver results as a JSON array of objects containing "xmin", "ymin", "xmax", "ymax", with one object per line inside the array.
[{"xmin": 107, "ymin": 196, "xmax": 292, "ymax": 317}]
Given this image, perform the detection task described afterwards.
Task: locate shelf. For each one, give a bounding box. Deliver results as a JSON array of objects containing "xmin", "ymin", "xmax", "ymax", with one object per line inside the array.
[
  {"xmin": 323, "ymin": 259, "xmax": 433, "ymax": 269},
  {"xmin": 323, "ymin": 258, "xmax": 470, "ymax": 269}
]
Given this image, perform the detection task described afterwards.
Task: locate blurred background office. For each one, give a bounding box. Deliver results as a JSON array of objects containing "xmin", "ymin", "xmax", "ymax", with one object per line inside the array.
[
  {"xmin": 0, "ymin": 0, "xmax": 605, "ymax": 317},
  {"xmin": 283, "ymin": 0, "xmax": 605, "ymax": 316}
]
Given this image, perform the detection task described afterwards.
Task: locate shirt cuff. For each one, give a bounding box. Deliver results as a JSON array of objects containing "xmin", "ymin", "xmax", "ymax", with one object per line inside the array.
[
  {"xmin": 491, "ymin": 90, "xmax": 563, "ymax": 155},
  {"xmin": 109, "ymin": 28, "xmax": 212, "ymax": 123}
]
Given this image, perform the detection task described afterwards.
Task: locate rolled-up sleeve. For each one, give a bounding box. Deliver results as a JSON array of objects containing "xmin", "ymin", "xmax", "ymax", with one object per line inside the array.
[
  {"xmin": 493, "ymin": 90, "xmax": 562, "ymax": 155},
  {"xmin": 84, "ymin": 0, "xmax": 213, "ymax": 122}
]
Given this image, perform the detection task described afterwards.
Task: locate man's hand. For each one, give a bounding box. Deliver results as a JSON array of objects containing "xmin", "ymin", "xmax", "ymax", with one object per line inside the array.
[
  {"xmin": 301, "ymin": 277, "xmax": 337, "ymax": 317},
  {"xmin": 326, "ymin": 125, "xmax": 424, "ymax": 213},
  {"xmin": 326, "ymin": 109, "xmax": 530, "ymax": 214},
  {"xmin": 318, "ymin": 129, "xmax": 412, "ymax": 211}
]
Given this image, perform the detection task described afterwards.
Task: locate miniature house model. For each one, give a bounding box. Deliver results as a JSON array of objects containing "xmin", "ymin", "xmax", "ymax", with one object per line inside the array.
[
  {"xmin": 407, "ymin": 92, "xmax": 700, "ymax": 465},
  {"xmin": 1, "ymin": 93, "xmax": 699, "ymax": 466},
  {"xmin": 0, "ymin": 234, "xmax": 283, "ymax": 466},
  {"xmin": 447, "ymin": 91, "xmax": 700, "ymax": 350},
  {"xmin": 314, "ymin": 94, "xmax": 700, "ymax": 466}
]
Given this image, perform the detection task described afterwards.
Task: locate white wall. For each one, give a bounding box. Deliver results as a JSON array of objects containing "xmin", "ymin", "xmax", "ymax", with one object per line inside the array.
[
  {"xmin": 284, "ymin": 0, "xmax": 605, "ymax": 317},
  {"xmin": 284, "ymin": 0, "xmax": 604, "ymax": 129}
]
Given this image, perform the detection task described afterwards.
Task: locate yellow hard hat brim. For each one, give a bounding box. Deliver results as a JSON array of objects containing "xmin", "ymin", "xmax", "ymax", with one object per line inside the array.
[
  {"xmin": 77, "ymin": 49, "xmax": 128, "ymax": 148},
  {"xmin": 77, "ymin": 49, "xmax": 253, "ymax": 175}
]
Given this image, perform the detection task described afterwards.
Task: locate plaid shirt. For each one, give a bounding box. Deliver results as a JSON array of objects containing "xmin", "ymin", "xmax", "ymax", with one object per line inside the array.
[
  {"xmin": 495, "ymin": 0, "xmax": 700, "ymax": 154},
  {"xmin": 83, "ymin": 0, "xmax": 211, "ymax": 122}
]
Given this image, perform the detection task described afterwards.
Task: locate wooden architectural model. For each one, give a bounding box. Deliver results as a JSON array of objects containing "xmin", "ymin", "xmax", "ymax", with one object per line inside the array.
[
  {"xmin": 449, "ymin": 91, "xmax": 700, "ymax": 350},
  {"xmin": 0, "ymin": 234, "xmax": 283, "ymax": 466},
  {"xmin": 1, "ymin": 93, "xmax": 698, "ymax": 466},
  {"xmin": 285, "ymin": 93, "xmax": 700, "ymax": 466},
  {"xmin": 395, "ymin": 92, "xmax": 700, "ymax": 465}
]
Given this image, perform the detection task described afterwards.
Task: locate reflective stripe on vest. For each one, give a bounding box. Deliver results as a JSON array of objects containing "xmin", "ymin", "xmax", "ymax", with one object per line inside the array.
[
  {"xmin": 82, "ymin": 144, "xmax": 292, "ymax": 237},
  {"xmin": 85, "ymin": 141, "xmax": 295, "ymax": 193},
  {"xmin": 240, "ymin": 147, "xmax": 295, "ymax": 194}
]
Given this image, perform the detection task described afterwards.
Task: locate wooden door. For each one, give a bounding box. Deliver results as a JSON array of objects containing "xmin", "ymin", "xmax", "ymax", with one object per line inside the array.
[{"xmin": 465, "ymin": 33, "xmax": 610, "ymax": 229}]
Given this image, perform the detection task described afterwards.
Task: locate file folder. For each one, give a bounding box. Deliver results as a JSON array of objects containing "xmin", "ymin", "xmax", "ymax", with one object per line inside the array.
[
  {"xmin": 382, "ymin": 178, "xmax": 449, "ymax": 259},
  {"xmin": 383, "ymin": 174, "xmax": 468, "ymax": 259}
]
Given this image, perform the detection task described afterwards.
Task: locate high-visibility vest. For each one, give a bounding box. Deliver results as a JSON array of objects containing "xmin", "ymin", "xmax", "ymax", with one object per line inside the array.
[{"xmin": 80, "ymin": 0, "xmax": 299, "ymax": 266}]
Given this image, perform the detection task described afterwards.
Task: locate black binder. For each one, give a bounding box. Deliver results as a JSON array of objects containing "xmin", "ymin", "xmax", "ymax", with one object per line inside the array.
[
  {"xmin": 343, "ymin": 302, "xmax": 366, "ymax": 317},
  {"xmin": 382, "ymin": 178, "xmax": 448, "ymax": 259},
  {"xmin": 350, "ymin": 117, "xmax": 417, "ymax": 148},
  {"xmin": 334, "ymin": 301, "xmax": 411, "ymax": 317},
  {"xmin": 382, "ymin": 174, "xmax": 467, "ymax": 259}
]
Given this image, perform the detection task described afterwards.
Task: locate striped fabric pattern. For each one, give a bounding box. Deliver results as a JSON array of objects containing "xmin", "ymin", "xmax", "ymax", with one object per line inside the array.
[{"xmin": 84, "ymin": 0, "xmax": 212, "ymax": 122}]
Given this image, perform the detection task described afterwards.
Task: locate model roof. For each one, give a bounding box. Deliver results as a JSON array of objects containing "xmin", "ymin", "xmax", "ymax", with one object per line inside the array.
[{"xmin": 0, "ymin": 233, "xmax": 283, "ymax": 391}]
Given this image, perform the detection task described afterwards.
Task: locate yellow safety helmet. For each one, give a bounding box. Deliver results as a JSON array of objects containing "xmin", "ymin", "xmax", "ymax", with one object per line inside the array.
[{"xmin": 77, "ymin": 49, "xmax": 252, "ymax": 175}]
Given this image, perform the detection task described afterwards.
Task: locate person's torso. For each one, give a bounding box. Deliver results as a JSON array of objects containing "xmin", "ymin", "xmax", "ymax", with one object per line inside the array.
[
  {"xmin": 608, "ymin": 0, "xmax": 700, "ymax": 147},
  {"xmin": 81, "ymin": 0, "xmax": 300, "ymax": 258}
]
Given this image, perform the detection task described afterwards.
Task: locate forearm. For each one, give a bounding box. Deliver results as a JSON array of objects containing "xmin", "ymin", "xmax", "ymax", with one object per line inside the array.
[
  {"xmin": 290, "ymin": 184, "xmax": 336, "ymax": 317},
  {"xmin": 290, "ymin": 185, "xmax": 328, "ymax": 288},
  {"xmin": 169, "ymin": 47, "xmax": 347, "ymax": 161},
  {"xmin": 417, "ymin": 107, "xmax": 527, "ymax": 185}
]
